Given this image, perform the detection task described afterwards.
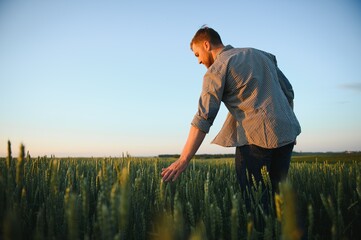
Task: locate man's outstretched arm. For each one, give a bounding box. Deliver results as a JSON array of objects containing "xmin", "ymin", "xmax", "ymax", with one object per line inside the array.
[{"xmin": 161, "ymin": 125, "xmax": 206, "ymax": 182}]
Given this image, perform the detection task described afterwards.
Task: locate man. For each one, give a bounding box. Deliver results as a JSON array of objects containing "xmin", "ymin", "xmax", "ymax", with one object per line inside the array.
[{"xmin": 161, "ymin": 26, "xmax": 301, "ymax": 199}]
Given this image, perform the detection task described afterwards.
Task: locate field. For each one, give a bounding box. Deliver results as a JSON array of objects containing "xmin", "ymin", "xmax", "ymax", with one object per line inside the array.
[{"xmin": 1, "ymin": 142, "xmax": 361, "ymax": 239}]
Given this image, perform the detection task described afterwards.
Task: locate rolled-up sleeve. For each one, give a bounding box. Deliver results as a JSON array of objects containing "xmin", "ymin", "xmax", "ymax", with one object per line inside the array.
[{"xmin": 191, "ymin": 68, "xmax": 225, "ymax": 133}]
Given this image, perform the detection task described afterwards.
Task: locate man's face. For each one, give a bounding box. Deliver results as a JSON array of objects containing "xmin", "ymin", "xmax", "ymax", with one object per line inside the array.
[{"xmin": 192, "ymin": 41, "xmax": 213, "ymax": 69}]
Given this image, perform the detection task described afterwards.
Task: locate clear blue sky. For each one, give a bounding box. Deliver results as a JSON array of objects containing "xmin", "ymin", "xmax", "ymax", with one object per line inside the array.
[{"xmin": 1, "ymin": 0, "xmax": 360, "ymax": 157}]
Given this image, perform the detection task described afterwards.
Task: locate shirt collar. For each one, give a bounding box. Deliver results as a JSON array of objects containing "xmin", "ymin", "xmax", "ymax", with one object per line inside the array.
[
  {"xmin": 219, "ymin": 45, "xmax": 233, "ymax": 55},
  {"xmin": 215, "ymin": 45, "xmax": 234, "ymax": 60}
]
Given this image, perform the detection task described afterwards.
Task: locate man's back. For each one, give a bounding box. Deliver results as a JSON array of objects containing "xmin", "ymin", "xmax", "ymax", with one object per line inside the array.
[{"xmin": 200, "ymin": 46, "xmax": 301, "ymax": 148}]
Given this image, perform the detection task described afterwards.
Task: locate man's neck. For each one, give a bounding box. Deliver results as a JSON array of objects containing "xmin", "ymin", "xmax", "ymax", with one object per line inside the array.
[{"xmin": 211, "ymin": 44, "xmax": 225, "ymax": 61}]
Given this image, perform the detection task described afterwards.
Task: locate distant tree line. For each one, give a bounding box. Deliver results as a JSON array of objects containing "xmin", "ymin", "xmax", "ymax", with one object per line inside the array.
[
  {"xmin": 158, "ymin": 154, "xmax": 235, "ymax": 159},
  {"xmin": 158, "ymin": 151, "xmax": 361, "ymax": 159}
]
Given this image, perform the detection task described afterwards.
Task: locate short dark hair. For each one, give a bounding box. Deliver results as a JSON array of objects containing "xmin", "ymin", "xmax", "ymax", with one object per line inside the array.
[{"xmin": 190, "ymin": 26, "xmax": 223, "ymax": 50}]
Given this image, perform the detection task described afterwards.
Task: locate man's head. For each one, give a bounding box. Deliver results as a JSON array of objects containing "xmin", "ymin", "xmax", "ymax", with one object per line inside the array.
[{"xmin": 190, "ymin": 26, "xmax": 224, "ymax": 68}]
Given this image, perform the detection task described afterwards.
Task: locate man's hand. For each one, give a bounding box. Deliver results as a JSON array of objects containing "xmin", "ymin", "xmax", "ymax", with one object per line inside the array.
[
  {"xmin": 161, "ymin": 159, "xmax": 189, "ymax": 182},
  {"xmin": 161, "ymin": 125, "xmax": 206, "ymax": 182}
]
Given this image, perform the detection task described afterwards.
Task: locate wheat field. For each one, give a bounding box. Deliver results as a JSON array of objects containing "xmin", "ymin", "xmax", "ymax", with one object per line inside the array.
[{"xmin": 1, "ymin": 142, "xmax": 360, "ymax": 239}]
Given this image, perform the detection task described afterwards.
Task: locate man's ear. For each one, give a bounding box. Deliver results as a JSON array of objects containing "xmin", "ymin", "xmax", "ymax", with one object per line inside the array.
[{"xmin": 203, "ymin": 41, "xmax": 211, "ymax": 51}]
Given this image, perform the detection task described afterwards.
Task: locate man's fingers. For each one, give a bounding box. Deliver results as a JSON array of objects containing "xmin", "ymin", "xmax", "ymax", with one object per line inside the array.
[
  {"xmin": 161, "ymin": 169, "xmax": 171, "ymax": 181},
  {"xmin": 162, "ymin": 168, "xmax": 176, "ymax": 182},
  {"xmin": 161, "ymin": 160, "xmax": 186, "ymax": 182},
  {"xmin": 161, "ymin": 165, "xmax": 173, "ymax": 177},
  {"xmin": 165, "ymin": 171, "xmax": 176, "ymax": 182}
]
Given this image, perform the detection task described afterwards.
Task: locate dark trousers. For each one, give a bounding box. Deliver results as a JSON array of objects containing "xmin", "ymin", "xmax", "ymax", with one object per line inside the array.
[{"xmin": 235, "ymin": 142, "xmax": 295, "ymax": 210}]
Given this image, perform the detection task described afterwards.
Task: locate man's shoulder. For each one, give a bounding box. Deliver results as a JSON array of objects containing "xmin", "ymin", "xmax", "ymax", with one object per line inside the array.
[
  {"xmin": 223, "ymin": 46, "xmax": 263, "ymax": 56},
  {"xmin": 231, "ymin": 47, "xmax": 276, "ymax": 62},
  {"xmin": 220, "ymin": 47, "xmax": 260, "ymax": 61},
  {"xmin": 235, "ymin": 47, "xmax": 267, "ymax": 54}
]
